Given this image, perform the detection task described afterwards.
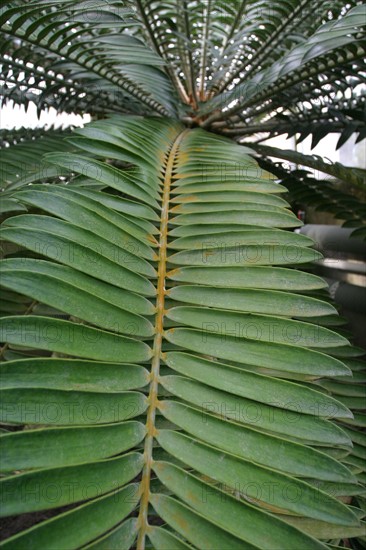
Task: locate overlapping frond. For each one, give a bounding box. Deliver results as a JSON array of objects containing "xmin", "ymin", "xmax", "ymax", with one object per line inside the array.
[
  {"xmin": 222, "ymin": 90, "xmax": 366, "ymax": 150},
  {"xmin": 2, "ymin": 0, "xmax": 364, "ymax": 143},
  {"xmin": 0, "ymin": 126, "xmax": 77, "ymax": 202},
  {"xmin": 256, "ymin": 153, "xmax": 366, "ymax": 238},
  {"xmin": 253, "ymin": 144, "xmax": 366, "ymax": 189},
  {"xmin": 208, "ymin": 0, "xmax": 328, "ymax": 94},
  {"xmin": 201, "ymin": 5, "xmax": 366, "ymax": 126},
  {"xmin": 0, "ymin": 48, "xmax": 127, "ymax": 116},
  {"xmin": 0, "ymin": 125, "xmax": 70, "ymax": 148},
  {"xmin": 0, "ymin": 126, "xmax": 79, "ymax": 220},
  {"xmin": 0, "ymin": 0, "xmax": 177, "ymax": 117},
  {"xmin": 1, "ymin": 118, "xmax": 365, "ymax": 549}
]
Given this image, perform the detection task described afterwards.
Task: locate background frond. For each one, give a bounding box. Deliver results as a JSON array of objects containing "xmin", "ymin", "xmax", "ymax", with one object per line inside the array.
[{"xmin": 0, "ymin": 0, "xmax": 177, "ymax": 116}]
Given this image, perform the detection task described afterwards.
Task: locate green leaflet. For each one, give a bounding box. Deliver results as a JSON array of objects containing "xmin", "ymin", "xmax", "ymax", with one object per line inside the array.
[
  {"xmin": 1, "ymin": 266, "xmax": 154, "ymax": 337},
  {"xmin": 65, "ymin": 137, "xmax": 163, "ymax": 189},
  {"xmin": 148, "ymin": 526, "xmax": 193, "ymax": 550},
  {"xmin": 150, "ymin": 494, "xmax": 257, "ymax": 550},
  {"xmin": 334, "ymin": 396, "xmax": 366, "ymax": 410},
  {"xmin": 343, "ymin": 428, "xmax": 366, "ymax": 448},
  {"xmin": 0, "ymin": 387, "xmax": 147, "ymax": 425},
  {"xmin": 69, "ymin": 188, "xmax": 160, "ymax": 221},
  {"xmin": 153, "ymin": 463, "xmax": 330, "ymax": 549},
  {"xmin": 0, "ymin": 316, "xmax": 152, "ymax": 362},
  {"xmin": 15, "ymin": 186, "xmax": 158, "ymax": 252},
  {"xmin": 0, "ymin": 358, "xmax": 149, "ymax": 391},
  {"xmin": 277, "ymin": 516, "xmax": 366, "ymax": 540},
  {"xmin": 156, "ymin": 430, "xmax": 358, "ymax": 524},
  {"xmin": 306, "ymin": 480, "xmax": 366, "ymax": 499},
  {"xmin": 318, "ymin": 380, "xmax": 366, "ymax": 397},
  {"xmin": 69, "ymin": 126, "xmax": 158, "ymax": 166},
  {"xmin": 84, "ymin": 518, "xmax": 138, "ymax": 550},
  {"xmin": 170, "ymin": 189, "xmax": 290, "ymax": 207},
  {"xmin": 0, "ymin": 198, "xmax": 27, "ymax": 213},
  {"xmin": 319, "ymin": 349, "xmax": 366, "ymax": 362},
  {"xmin": 167, "ymin": 285, "xmax": 336, "ymax": 316},
  {"xmin": 169, "ymin": 209, "xmax": 301, "ymax": 228},
  {"xmin": 1, "ymin": 220, "xmax": 156, "ymax": 296},
  {"xmin": 171, "ymin": 182, "xmax": 287, "ymax": 194},
  {"xmin": 168, "ymin": 244, "xmax": 321, "ymax": 267},
  {"xmin": 163, "ymin": 352, "xmax": 351, "ymax": 420},
  {"xmin": 169, "ymin": 228, "xmax": 314, "ymax": 250},
  {"xmin": 342, "ymin": 412, "xmax": 366, "ymax": 428},
  {"xmin": 169, "ymin": 223, "xmax": 263, "ymax": 237},
  {"xmin": 160, "ymin": 374, "xmax": 353, "ymax": 445},
  {"xmin": 0, "ymin": 484, "xmax": 140, "ymax": 550},
  {"xmin": 165, "ymin": 328, "xmax": 350, "ymax": 377},
  {"xmin": 2, "ymin": 212, "xmax": 156, "ymax": 276},
  {"xmin": 170, "ymin": 200, "xmax": 291, "ymax": 215},
  {"xmin": 1, "ymin": 259, "xmax": 155, "ymax": 316},
  {"xmin": 158, "ymin": 400, "xmax": 355, "ymax": 482},
  {"xmin": 0, "ymin": 421, "xmax": 146, "ymax": 471},
  {"xmin": 167, "ymin": 265, "xmax": 327, "ymax": 290},
  {"xmin": 45, "ymin": 154, "xmax": 161, "ymax": 207},
  {"xmin": 166, "ymin": 306, "xmax": 348, "ymax": 348},
  {"xmin": 1, "ymin": 452, "xmax": 143, "ymax": 515}
]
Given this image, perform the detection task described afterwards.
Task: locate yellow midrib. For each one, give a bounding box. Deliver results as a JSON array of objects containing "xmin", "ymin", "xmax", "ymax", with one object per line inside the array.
[{"xmin": 136, "ymin": 128, "xmax": 189, "ymax": 550}]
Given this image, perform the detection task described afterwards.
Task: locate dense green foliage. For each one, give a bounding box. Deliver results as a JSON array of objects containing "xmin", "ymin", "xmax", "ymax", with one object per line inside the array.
[{"xmin": 0, "ymin": 1, "xmax": 365, "ymax": 549}]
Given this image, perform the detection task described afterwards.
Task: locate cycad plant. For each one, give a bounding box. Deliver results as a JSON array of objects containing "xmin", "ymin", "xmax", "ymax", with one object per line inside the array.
[{"xmin": 0, "ymin": 1, "xmax": 366, "ymax": 549}]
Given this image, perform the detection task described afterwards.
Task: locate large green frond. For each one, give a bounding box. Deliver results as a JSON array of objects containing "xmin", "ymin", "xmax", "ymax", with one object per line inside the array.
[{"xmin": 1, "ymin": 117, "xmax": 365, "ymax": 549}]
